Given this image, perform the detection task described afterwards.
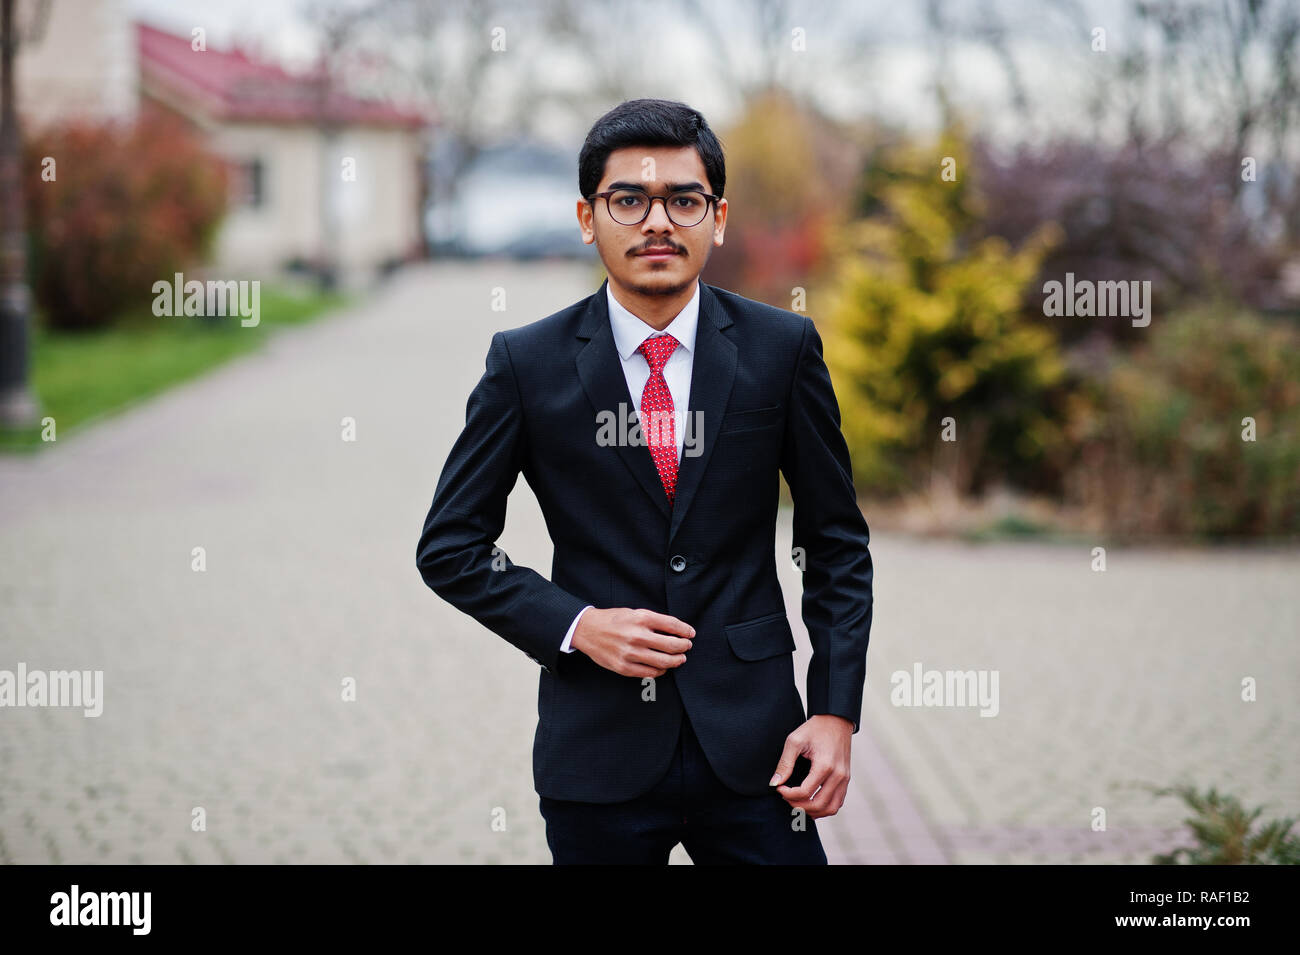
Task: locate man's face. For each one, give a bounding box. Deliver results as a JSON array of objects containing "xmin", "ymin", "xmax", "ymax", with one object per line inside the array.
[{"xmin": 577, "ymin": 145, "xmax": 728, "ymax": 297}]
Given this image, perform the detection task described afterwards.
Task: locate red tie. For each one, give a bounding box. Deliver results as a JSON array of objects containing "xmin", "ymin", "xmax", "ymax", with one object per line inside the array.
[{"xmin": 636, "ymin": 334, "xmax": 680, "ymax": 505}]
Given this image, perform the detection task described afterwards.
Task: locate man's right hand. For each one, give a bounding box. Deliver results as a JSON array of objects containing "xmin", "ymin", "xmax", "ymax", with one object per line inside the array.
[{"xmin": 571, "ymin": 608, "xmax": 695, "ymax": 678}]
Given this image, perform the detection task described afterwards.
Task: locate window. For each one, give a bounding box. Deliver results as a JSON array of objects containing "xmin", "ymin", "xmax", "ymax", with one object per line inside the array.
[{"xmin": 230, "ymin": 157, "xmax": 265, "ymax": 209}]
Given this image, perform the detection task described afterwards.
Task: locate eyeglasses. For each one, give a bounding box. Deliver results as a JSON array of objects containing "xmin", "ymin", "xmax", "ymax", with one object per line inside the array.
[{"xmin": 587, "ymin": 188, "xmax": 720, "ymax": 227}]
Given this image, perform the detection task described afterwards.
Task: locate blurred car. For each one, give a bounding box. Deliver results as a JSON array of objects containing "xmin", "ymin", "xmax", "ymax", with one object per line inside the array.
[{"xmin": 425, "ymin": 139, "xmax": 597, "ymax": 260}]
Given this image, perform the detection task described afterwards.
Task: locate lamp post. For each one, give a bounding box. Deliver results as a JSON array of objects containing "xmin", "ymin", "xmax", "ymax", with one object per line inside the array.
[{"xmin": 0, "ymin": 0, "xmax": 50, "ymax": 428}]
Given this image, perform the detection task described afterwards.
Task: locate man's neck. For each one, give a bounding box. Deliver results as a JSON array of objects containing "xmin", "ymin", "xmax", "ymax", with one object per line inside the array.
[{"xmin": 609, "ymin": 278, "xmax": 698, "ymax": 332}]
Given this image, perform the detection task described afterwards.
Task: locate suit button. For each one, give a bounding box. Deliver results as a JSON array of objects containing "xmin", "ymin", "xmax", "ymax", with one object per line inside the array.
[{"xmin": 669, "ymin": 555, "xmax": 687, "ymax": 573}]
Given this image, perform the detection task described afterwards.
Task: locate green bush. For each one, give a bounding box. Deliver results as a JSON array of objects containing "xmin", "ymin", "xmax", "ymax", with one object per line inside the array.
[
  {"xmin": 1067, "ymin": 304, "xmax": 1300, "ymax": 539},
  {"xmin": 820, "ymin": 129, "xmax": 1067, "ymax": 496},
  {"xmin": 1149, "ymin": 783, "xmax": 1300, "ymax": 865},
  {"xmin": 24, "ymin": 114, "xmax": 228, "ymax": 330}
]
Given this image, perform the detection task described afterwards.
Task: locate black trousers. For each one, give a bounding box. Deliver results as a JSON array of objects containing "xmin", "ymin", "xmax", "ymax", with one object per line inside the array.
[{"xmin": 538, "ymin": 713, "xmax": 828, "ymax": 865}]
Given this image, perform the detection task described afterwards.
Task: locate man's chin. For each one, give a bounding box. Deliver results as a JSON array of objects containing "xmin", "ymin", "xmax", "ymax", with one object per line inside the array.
[
  {"xmin": 620, "ymin": 261, "xmax": 694, "ymax": 297},
  {"xmin": 626, "ymin": 275, "xmax": 693, "ymax": 297}
]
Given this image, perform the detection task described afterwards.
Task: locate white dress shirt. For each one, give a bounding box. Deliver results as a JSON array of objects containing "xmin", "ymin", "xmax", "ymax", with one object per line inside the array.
[{"xmin": 559, "ymin": 279, "xmax": 702, "ymax": 654}]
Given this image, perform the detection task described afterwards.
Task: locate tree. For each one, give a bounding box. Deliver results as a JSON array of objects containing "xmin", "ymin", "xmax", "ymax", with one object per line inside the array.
[{"xmin": 821, "ymin": 129, "xmax": 1066, "ymax": 497}]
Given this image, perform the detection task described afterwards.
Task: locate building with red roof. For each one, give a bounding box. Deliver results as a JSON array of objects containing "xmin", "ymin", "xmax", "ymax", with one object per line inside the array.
[{"xmin": 20, "ymin": 3, "xmax": 431, "ymax": 285}]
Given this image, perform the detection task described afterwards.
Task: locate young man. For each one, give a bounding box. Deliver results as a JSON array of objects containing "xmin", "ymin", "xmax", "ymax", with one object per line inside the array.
[{"xmin": 416, "ymin": 98, "xmax": 874, "ymax": 864}]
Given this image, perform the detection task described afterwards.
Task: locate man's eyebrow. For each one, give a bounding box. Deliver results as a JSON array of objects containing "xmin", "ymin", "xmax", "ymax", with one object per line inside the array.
[{"xmin": 604, "ymin": 180, "xmax": 707, "ymax": 192}]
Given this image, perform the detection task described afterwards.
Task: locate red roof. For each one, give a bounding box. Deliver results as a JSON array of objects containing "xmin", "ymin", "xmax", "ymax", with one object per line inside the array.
[{"xmin": 137, "ymin": 22, "xmax": 428, "ymax": 128}]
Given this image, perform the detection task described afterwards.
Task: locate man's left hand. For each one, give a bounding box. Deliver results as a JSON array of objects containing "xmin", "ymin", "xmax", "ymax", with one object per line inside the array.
[{"xmin": 769, "ymin": 714, "xmax": 853, "ymax": 818}]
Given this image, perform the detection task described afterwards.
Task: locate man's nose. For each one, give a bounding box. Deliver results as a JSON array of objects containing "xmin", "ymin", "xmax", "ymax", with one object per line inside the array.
[{"xmin": 642, "ymin": 197, "xmax": 675, "ymax": 231}]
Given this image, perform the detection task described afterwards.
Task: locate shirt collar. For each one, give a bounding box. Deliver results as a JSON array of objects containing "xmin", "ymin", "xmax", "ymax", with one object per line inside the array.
[{"xmin": 607, "ymin": 279, "xmax": 701, "ymax": 362}]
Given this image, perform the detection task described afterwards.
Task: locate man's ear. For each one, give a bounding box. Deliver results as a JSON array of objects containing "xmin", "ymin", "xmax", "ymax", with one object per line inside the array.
[{"xmin": 577, "ymin": 199, "xmax": 596, "ymax": 244}]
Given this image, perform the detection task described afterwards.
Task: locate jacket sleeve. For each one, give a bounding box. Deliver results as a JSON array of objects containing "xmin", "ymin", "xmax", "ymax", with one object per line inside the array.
[
  {"xmin": 415, "ymin": 331, "xmax": 590, "ymax": 672},
  {"xmin": 779, "ymin": 316, "xmax": 875, "ymax": 732}
]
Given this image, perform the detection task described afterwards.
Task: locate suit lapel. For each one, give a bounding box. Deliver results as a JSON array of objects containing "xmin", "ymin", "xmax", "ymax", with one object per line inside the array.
[
  {"xmin": 575, "ymin": 279, "xmax": 673, "ymax": 521},
  {"xmin": 573, "ymin": 279, "xmax": 737, "ymax": 534},
  {"xmin": 669, "ymin": 282, "xmax": 735, "ymax": 540}
]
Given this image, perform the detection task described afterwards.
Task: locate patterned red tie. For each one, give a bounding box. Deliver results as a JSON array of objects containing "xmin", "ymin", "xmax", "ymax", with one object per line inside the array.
[{"xmin": 635, "ymin": 334, "xmax": 680, "ymax": 505}]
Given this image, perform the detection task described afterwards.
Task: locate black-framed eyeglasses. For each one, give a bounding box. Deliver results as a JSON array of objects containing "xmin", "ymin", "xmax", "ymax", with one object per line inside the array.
[{"xmin": 586, "ymin": 188, "xmax": 720, "ymax": 227}]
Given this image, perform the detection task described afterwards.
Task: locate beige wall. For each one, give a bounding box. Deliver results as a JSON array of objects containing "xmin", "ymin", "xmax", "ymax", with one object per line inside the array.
[
  {"xmin": 17, "ymin": 0, "xmax": 137, "ymax": 130},
  {"xmin": 211, "ymin": 122, "xmax": 423, "ymax": 284}
]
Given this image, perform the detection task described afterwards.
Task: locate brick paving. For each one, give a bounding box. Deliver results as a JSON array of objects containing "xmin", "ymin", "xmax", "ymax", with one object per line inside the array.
[
  {"xmin": 2, "ymin": 260, "xmax": 1296, "ymax": 865},
  {"xmin": 814, "ymin": 534, "xmax": 1300, "ymax": 864}
]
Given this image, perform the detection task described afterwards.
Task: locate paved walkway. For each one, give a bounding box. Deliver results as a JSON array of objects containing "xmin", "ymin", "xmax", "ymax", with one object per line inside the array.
[
  {"xmin": 810, "ymin": 531, "xmax": 1300, "ymax": 863},
  {"xmin": 1, "ymin": 261, "xmax": 1296, "ymax": 864}
]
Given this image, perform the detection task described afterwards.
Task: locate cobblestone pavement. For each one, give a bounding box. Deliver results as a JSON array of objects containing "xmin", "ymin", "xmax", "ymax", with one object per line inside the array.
[
  {"xmin": 807, "ymin": 533, "xmax": 1300, "ymax": 863},
  {"xmin": 2, "ymin": 261, "xmax": 1296, "ymax": 865}
]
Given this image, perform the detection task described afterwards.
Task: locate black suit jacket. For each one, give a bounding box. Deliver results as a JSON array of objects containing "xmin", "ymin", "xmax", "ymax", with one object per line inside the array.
[{"xmin": 416, "ymin": 278, "xmax": 873, "ymax": 803}]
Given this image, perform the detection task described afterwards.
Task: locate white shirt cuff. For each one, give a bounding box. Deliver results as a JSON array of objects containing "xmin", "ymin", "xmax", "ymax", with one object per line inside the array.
[{"xmin": 561, "ymin": 605, "xmax": 595, "ymax": 653}]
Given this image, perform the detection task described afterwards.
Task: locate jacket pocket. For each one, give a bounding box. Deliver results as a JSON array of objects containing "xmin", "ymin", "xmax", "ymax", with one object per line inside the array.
[
  {"xmin": 719, "ymin": 404, "xmax": 782, "ymax": 434},
  {"xmin": 724, "ymin": 610, "xmax": 796, "ymax": 661}
]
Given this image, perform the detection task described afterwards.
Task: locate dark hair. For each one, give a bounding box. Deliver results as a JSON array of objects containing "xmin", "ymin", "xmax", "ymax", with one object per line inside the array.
[{"xmin": 578, "ymin": 98, "xmax": 726, "ymax": 201}]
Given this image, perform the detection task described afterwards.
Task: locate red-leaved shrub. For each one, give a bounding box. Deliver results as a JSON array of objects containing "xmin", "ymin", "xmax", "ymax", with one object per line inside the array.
[{"xmin": 24, "ymin": 114, "xmax": 228, "ymax": 330}]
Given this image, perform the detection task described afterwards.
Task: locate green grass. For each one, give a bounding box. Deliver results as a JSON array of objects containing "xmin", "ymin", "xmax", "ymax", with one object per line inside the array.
[
  {"xmin": 964, "ymin": 514, "xmax": 1053, "ymax": 541},
  {"xmin": 0, "ymin": 286, "xmax": 349, "ymax": 452}
]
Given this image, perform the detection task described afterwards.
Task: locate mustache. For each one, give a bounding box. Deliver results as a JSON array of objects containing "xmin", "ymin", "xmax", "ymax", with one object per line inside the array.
[{"xmin": 632, "ymin": 242, "xmax": 684, "ymax": 255}]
